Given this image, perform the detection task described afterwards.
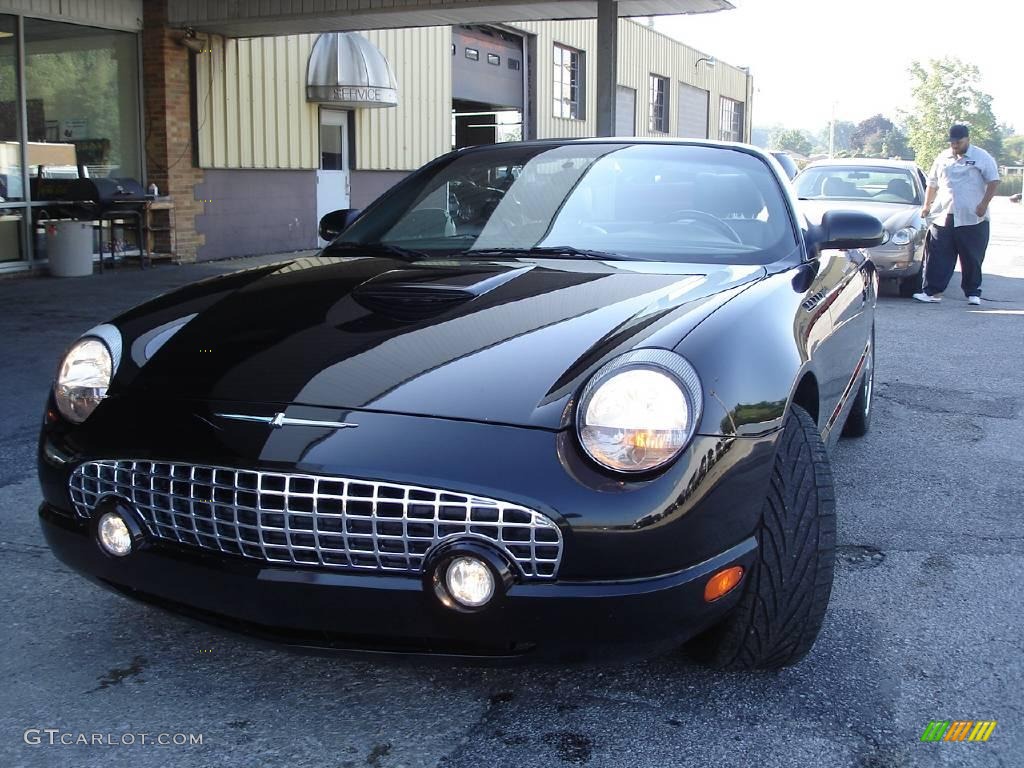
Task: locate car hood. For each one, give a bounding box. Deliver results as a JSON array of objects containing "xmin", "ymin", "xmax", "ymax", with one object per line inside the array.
[
  {"xmin": 112, "ymin": 255, "xmax": 765, "ymax": 429},
  {"xmin": 798, "ymin": 200, "xmax": 922, "ymax": 234}
]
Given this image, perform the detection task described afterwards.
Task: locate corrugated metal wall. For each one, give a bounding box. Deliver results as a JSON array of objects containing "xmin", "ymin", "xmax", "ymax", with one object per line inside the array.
[
  {"xmin": 196, "ymin": 27, "xmax": 451, "ymax": 171},
  {"xmin": 355, "ymin": 27, "xmax": 452, "ymax": 171},
  {"xmin": 513, "ymin": 19, "xmax": 748, "ymax": 141},
  {"xmin": 196, "ymin": 34, "xmax": 320, "ymax": 169},
  {"xmin": 0, "ymin": 0, "xmax": 142, "ymax": 30},
  {"xmin": 194, "ymin": 19, "xmax": 750, "ymax": 170},
  {"xmin": 511, "ymin": 19, "xmax": 596, "ymax": 139}
]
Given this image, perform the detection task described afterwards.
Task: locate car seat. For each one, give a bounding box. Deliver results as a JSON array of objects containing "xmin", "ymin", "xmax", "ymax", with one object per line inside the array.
[{"xmin": 885, "ymin": 178, "xmax": 914, "ymax": 202}]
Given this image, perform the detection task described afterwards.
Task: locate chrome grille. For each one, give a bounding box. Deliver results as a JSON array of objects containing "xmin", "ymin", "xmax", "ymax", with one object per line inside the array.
[{"xmin": 69, "ymin": 460, "xmax": 562, "ymax": 579}]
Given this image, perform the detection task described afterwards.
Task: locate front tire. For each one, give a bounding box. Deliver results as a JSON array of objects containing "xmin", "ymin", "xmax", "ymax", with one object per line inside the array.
[{"xmin": 689, "ymin": 405, "xmax": 836, "ymax": 670}]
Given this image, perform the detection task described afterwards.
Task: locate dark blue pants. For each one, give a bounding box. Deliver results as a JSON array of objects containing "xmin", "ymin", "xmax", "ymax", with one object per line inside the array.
[{"xmin": 923, "ymin": 216, "xmax": 990, "ymax": 298}]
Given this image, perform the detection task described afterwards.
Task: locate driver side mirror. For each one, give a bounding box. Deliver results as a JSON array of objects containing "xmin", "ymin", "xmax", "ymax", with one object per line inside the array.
[
  {"xmin": 810, "ymin": 210, "xmax": 885, "ymax": 253},
  {"xmin": 319, "ymin": 208, "xmax": 362, "ymax": 241}
]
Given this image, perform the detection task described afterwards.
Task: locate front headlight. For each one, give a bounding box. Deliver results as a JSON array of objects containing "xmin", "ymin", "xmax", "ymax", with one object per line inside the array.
[
  {"xmin": 577, "ymin": 351, "xmax": 702, "ymax": 473},
  {"xmin": 890, "ymin": 227, "xmax": 915, "ymax": 246},
  {"xmin": 55, "ymin": 337, "xmax": 114, "ymax": 423}
]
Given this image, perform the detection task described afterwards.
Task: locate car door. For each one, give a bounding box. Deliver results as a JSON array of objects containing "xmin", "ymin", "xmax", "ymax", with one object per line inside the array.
[{"xmin": 824, "ymin": 247, "xmax": 871, "ymax": 437}]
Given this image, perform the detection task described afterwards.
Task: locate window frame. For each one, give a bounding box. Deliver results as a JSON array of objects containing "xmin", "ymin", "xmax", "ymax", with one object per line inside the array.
[
  {"xmin": 719, "ymin": 97, "xmax": 745, "ymax": 142},
  {"xmin": 553, "ymin": 43, "xmax": 584, "ymax": 121},
  {"xmin": 649, "ymin": 74, "xmax": 669, "ymax": 133}
]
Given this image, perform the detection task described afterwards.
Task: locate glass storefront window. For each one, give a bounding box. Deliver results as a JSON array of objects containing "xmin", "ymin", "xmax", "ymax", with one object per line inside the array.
[
  {"xmin": 1, "ymin": 14, "xmax": 23, "ymax": 205},
  {"xmin": 23, "ymin": 18, "xmax": 140, "ymax": 183}
]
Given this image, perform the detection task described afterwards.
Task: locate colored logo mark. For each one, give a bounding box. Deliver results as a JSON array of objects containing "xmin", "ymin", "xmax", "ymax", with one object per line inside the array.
[{"xmin": 920, "ymin": 720, "xmax": 997, "ymax": 742}]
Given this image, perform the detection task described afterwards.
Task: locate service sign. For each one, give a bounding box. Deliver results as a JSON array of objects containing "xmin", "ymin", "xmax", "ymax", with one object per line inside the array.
[{"xmin": 306, "ymin": 85, "xmax": 398, "ymax": 108}]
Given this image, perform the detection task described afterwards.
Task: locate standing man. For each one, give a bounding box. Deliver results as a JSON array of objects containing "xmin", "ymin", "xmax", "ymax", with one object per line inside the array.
[{"xmin": 914, "ymin": 124, "xmax": 1000, "ymax": 305}]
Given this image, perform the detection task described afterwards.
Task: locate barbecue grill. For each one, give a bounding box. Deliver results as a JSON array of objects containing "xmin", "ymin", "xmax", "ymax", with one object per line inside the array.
[{"xmin": 32, "ymin": 174, "xmax": 149, "ymax": 269}]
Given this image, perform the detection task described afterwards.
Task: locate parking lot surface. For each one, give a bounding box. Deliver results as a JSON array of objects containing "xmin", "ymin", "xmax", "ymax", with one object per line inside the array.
[{"xmin": 2, "ymin": 199, "xmax": 1022, "ymax": 767}]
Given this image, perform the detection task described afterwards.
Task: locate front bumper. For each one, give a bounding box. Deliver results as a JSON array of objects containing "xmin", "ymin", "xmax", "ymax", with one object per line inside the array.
[
  {"xmin": 41, "ymin": 504, "xmax": 756, "ymax": 661},
  {"xmin": 868, "ymin": 243, "xmax": 921, "ymax": 278},
  {"xmin": 39, "ymin": 395, "xmax": 779, "ymax": 660}
]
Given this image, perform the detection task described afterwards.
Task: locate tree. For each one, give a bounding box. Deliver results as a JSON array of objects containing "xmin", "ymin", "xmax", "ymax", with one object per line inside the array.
[
  {"xmin": 903, "ymin": 57, "xmax": 1002, "ymax": 171},
  {"xmin": 769, "ymin": 127, "xmax": 812, "ymax": 157},
  {"xmin": 851, "ymin": 114, "xmax": 894, "ymax": 153},
  {"xmin": 847, "ymin": 114, "xmax": 911, "ymax": 158},
  {"xmin": 1000, "ymin": 135, "xmax": 1024, "ymax": 166}
]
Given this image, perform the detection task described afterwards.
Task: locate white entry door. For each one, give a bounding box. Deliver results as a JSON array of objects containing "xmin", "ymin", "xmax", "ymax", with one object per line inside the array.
[{"xmin": 317, "ymin": 108, "xmax": 350, "ymax": 247}]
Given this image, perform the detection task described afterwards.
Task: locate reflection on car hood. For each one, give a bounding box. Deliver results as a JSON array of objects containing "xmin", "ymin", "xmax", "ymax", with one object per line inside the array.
[
  {"xmin": 798, "ymin": 200, "xmax": 922, "ymax": 235},
  {"xmin": 112, "ymin": 255, "xmax": 765, "ymax": 429}
]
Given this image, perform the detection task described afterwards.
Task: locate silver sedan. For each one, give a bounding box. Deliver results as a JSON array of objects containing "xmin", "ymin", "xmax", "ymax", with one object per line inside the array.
[{"xmin": 795, "ymin": 159, "xmax": 927, "ymax": 297}]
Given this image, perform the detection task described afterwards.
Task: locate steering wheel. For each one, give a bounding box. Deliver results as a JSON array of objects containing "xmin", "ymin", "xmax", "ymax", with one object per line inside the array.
[{"xmin": 664, "ymin": 209, "xmax": 742, "ymax": 243}]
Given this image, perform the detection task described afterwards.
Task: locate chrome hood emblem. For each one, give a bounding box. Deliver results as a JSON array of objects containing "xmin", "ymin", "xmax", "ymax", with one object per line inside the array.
[{"xmin": 216, "ymin": 412, "xmax": 358, "ymax": 430}]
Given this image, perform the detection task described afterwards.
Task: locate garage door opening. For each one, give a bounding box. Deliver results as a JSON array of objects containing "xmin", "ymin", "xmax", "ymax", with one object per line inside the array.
[{"xmin": 452, "ymin": 25, "xmax": 524, "ymax": 149}]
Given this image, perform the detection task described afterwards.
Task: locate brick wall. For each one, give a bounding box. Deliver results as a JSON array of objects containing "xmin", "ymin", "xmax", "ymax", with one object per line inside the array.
[{"xmin": 142, "ymin": 0, "xmax": 204, "ymax": 262}]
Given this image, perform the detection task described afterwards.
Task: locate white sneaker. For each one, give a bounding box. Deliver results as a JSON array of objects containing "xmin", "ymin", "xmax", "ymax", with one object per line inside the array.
[
  {"xmin": 912, "ymin": 292, "xmax": 941, "ymax": 303},
  {"xmin": 968, "ymin": 296, "xmax": 981, "ymax": 306}
]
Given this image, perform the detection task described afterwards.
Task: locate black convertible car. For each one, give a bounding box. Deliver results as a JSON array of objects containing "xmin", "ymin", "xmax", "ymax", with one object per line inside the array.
[{"xmin": 39, "ymin": 139, "xmax": 883, "ymax": 668}]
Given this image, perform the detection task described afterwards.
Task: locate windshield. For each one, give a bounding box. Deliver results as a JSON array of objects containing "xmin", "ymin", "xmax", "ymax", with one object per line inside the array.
[
  {"xmin": 795, "ymin": 166, "xmax": 921, "ymax": 205},
  {"xmin": 335, "ymin": 143, "xmax": 798, "ymax": 265}
]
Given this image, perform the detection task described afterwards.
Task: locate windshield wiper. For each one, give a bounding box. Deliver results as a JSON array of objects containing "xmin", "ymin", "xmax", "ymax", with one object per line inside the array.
[
  {"xmin": 322, "ymin": 241, "xmax": 431, "ymax": 261},
  {"xmin": 468, "ymin": 246, "xmax": 643, "ymax": 261}
]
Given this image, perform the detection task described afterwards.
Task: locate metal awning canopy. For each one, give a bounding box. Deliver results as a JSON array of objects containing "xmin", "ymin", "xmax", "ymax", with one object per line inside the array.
[
  {"xmin": 169, "ymin": 0, "xmax": 732, "ymax": 37},
  {"xmin": 307, "ymin": 33, "xmax": 399, "ymax": 108}
]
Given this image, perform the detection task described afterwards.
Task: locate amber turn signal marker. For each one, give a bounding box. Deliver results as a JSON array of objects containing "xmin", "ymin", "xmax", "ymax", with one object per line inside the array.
[{"xmin": 704, "ymin": 566, "xmax": 744, "ymax": 602}]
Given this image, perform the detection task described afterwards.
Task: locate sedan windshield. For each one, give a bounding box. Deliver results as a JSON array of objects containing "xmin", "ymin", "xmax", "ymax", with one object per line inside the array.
[
  {"xmin": 335, "ymin": 143, "xmax": 797, "ymax": 265},
  {"xmin": 795, "ymin": 166, "xmax": 921, "ymax": 205}
]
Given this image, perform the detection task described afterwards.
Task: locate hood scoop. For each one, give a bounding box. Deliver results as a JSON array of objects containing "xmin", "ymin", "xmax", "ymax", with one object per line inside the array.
[{"xmin": 352, "ymin": 263, "xmax": 533, "ymax": 322}]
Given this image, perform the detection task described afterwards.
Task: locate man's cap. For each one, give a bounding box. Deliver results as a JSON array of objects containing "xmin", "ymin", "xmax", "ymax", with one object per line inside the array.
[{"xmin": 949, "ymin": 124, "xmax": 970, "ymax": 140}]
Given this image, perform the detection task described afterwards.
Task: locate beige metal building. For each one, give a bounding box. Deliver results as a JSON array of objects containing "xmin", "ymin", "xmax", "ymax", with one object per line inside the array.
[{"xmin": 191, "ymin": 19, "xmax": 751, "ymax": 256}]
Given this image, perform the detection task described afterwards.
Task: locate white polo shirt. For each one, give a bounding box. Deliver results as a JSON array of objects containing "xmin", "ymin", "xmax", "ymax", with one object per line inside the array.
[{"xmin": 927, "ymin": 143, "xmax": 1000, "ymax": 227}]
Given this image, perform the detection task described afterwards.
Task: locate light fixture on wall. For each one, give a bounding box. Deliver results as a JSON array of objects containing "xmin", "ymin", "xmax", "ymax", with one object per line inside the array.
[
  {"xmin": 178, "ymin": 28, "xmax": 205, "ymax": 54},
  {"xmin": 695, "ymin": 56, "xmax": 716, "ymax": 69}
]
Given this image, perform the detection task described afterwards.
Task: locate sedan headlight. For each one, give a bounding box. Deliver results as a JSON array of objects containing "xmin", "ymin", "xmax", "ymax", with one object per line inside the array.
[
  {"xmin": 54, "ymin": 326, "xmax": 121, "ymax": 423},
  {"xmin": 577, "ymin": 350, "xmax": 702, "ymax": 473},
  {"xmin": 890, "ymin": 227, "xmax": 915, "ymax": 247}
]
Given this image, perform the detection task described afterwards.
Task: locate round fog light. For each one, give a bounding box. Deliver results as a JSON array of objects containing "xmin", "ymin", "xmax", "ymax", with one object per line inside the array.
[
  {"xmin": 97, "ymin": 512, "xmax": 133, "ymax": 557},
  {"xmin": 445, "ymin": 556, "xmax": 495, "ymax": 608}
]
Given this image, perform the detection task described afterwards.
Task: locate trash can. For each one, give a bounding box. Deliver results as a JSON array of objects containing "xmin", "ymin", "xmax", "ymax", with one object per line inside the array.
[{"xmin": 47, "ymin": 220, "xmax": 94, "ymax": 277}]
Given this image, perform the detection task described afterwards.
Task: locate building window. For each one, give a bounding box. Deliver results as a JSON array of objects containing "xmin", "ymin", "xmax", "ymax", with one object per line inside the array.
[
  {"xmin": 649, "ymin": 75, "xmax": 669, "ymax": 133},
  {"xmin": 508, "ymin": 58, "xmax": 521, "ymax": 71},
  {"xmin": 487, "ymin": 53, "xmax": 500, "ymax": 66},
  {"xmin": 465, "ymin": 48, "xmax": 479, "ymax": 61},
  {"xmin": 553, "ymin": 44, "xmax": 584, "ymax": 120},
  {"xmin": 719, "ymin": 97, "xmax": 744, "ymax": 142},
  {"xmin": 24, "ymin": 18, "xmax": 142, "ymax": 182}
]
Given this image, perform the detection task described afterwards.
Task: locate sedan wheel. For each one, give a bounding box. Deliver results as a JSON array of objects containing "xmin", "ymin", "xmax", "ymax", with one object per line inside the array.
[{"xmin": 689, "ymin": 404, "xmax": 836, "ymax": 670}]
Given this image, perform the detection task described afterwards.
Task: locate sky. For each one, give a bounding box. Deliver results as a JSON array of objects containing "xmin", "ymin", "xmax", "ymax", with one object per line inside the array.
[{"xmin": 654, "ymin": 0, "xmax": 1023, "ymax": 135}]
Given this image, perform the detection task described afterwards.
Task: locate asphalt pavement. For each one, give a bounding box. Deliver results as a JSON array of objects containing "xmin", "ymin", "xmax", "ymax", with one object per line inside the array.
[{"xmin": 1, "ymin": 199, "xmax": 1022, "ymax": 768}]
